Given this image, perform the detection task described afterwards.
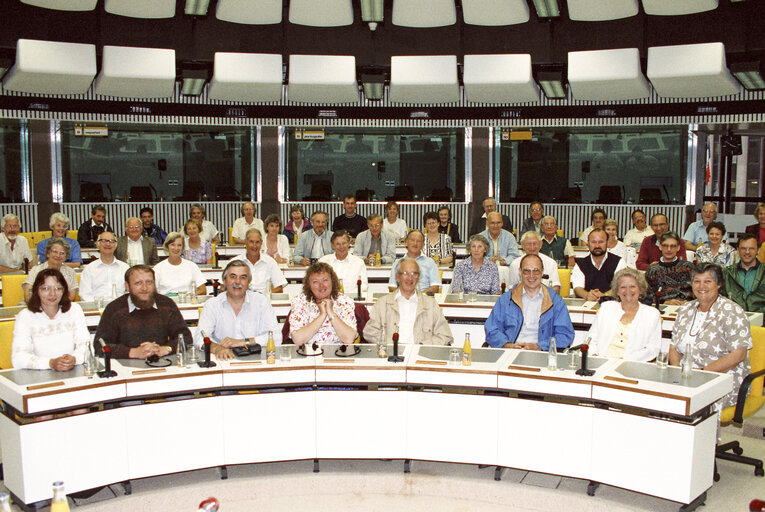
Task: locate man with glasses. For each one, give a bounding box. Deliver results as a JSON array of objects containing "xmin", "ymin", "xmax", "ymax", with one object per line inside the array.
[
  {"xmin": 636, "ymin": 213, "xmax": 687, "ymax": 270},
  {"xmin": 684, "ymin": 202, "xmax": 721, "ymax": 251},
  {"xmin": 508, "ymin": 231, "xmax": 561, "ymax": 294},
  {"xmin": 722, "ymin": 233, "xmax": 765, "ymax": 313},
  {"xmin": 78, "ymin": 231, "xmax": 129, "ymax": 302},
  {"xmin": 388, "ymin": 230, "xmax": 441, "ymax": 294},
  {"xmin": 365, "ymin": 258, "xmax": 453, "ymax": 345},
  {"xmin": 294, "ymin": 211, "xmax": 333, "ymax": 266},
  {"xmin": 485, "ymin": 253, "xmax": 574, "ymax": 350},
  {"xmin": 115, "ymin": 217, "xmax": 159, "ymax": 266},
  {"xmin": 521, "ymin": 201, "xmax": 544, "ymax": 234},
  {"xmin": 231, "ymin": 202, "xmax": 265, "ymax": 245},
  {"xmin": 0, "ymin": 213, "xmax": 35, "ymax": 273}
]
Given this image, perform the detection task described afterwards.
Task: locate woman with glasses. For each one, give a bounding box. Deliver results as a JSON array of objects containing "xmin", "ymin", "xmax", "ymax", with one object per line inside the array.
[
  {"xmin": 12, "ymin": 268, "xmax": 90, "ymax": 371},
  {"xmin": 22, "ymin": 238, "xmax": 78, "ymax": 304}
]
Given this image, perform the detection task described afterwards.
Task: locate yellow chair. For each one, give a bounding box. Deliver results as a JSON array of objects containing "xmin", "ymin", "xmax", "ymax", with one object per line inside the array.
[
  {"xmin": 0, "ymin": 320, "xmax": 14, "ymax": 369},
  {"xmin": 716, "ymin": 325, "xmax": 765, "ymax": 477},
  {"xmin": 67, "ymin": 230, "xmax": 78, "ymax": 240},
  {"xmin": 557, "ymin": 229, "xmax": 564, "ymax": 237},
  {"xmin": 1, "ymin": 274, "xmax": 27, "ymax": 307},
  {"xmin": 558, "ymin": 268, "xmax": 571, "ymax": 298},
  {"xmin": 34, "ymin": 231, "xmax": 51, "ymax": 246},
  {"xmin": 228, "ymin": 227, "xmax": 234, "ymax": 244}
]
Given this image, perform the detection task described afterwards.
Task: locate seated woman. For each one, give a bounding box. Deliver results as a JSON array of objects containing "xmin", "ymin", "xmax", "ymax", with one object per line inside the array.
[
  {"xmin": 22, "ymin": 238, "xmax": 79, "ymax": 304},
  {"xmin": 423, "ymin": 211, "xmax": 453, "ymax": 265},
  {"xmin": 289, "ymin": 262, "xmax": 357, "ymax": 346},
  {"xmin": 645, "ymin": 231, "xmax": 694, "ymax": 305},
  {"xmin": 189, "ymin": 204, "xmax": 220, "ymax": 244},
  {"xmin": 451, "ymin": 235, "xmax": 500, "ymax": 295},
  {"xmin": 587, "ymin": 268, "xmax": 661, "ymax": 361},
  {"xmin": 696, "ymin": 221, "xmax": 737, "ymax": 267},
  {"xmin": 670, "ymin": 263, "xmax": 752, "ymax": 414},
  {"xmin": 283, "ymin": 205, "xmax": 311, "ymax": 245},
  {"xmin": 182, "ymin": 218, "xmax": 213, "ymax": 265},
  {"xmin": 604, "ymin": 218, "xmax": 626, "ymax": 260},
  {"xmin": 154, "ymin": 232, "xmax": 207, "ymax": 296},
  {"xmin": 12, "ymin": 268, "xmax": 90, "ymax": 371},
  {"xmin": 263, "ymin": 214, "xmax": 290, "ymax": 264},
  {"xmin": 437, "ymin": 206, "xmax": 462, "ymax": 244},
  {"xmin": 383, "ymin": 200, "xmax": 408, "ymax": 241}
]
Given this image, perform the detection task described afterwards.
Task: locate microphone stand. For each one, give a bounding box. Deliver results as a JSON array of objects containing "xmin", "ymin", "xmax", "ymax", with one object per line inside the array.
[
  {"xmin": 575, "ymin": 344, "xmax": 595, "ymax": 377},
  {"xmin": 198, "ymin": 333, "xmax": 217, "ymax": 368},
  {"xmin": 355, "ymin": 279, "xmax": 363, "ymax": 301},
  {"xmin": 387, "ymin": 333, "xmax": 403, "ymax": 363},
  {"xmin": 97, "ymin": 339, "xmax": 117, "ymax": 378}
]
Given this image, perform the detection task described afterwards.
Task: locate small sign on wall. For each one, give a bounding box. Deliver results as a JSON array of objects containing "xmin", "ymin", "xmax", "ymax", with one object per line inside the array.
[{"xmin": 74, "ymin": 126, "xmax": 109, "ymax": 137}]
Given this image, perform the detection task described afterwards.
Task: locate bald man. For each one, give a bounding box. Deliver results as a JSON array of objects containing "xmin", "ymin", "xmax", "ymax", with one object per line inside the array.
[{"xmin": 115, "ymin": 217, "xmax": 159, "ymax": 266}]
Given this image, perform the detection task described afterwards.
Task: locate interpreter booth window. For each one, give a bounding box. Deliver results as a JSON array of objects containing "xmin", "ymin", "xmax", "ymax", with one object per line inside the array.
[
  {"xmin": 0, "ymin": 118, "xmax": 28, "ymax": 203},
  {"xmin": 60, "ymin": 122, "xmax": 255, "ymax": 202},
  {"xmin": 494, "ymin": 127, "xmax": 687, "ymax": 204},
  {"xmin": 286, "ymin": 128, "xmax": 465, "ymax": 202}
]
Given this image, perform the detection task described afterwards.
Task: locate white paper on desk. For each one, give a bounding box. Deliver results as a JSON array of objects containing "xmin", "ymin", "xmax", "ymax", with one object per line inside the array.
[
  {"xmin": 662, "ymin": 305, "xmax": 680, "ymax": 316},
  {"xmin": 582, "ymin": 301, "xmax": 598, "ymax": 309}
]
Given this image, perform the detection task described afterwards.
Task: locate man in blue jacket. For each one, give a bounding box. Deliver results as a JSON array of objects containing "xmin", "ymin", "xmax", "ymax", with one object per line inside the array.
[{"xmin": 484, "ymin": 253, "xmax": 574, "ymax": 350}]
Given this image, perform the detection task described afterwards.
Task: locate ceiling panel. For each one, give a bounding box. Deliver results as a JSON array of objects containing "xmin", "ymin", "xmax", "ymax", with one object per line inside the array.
[
  {"xmin": 94, "ymin": 45, "xmax": 176, "ymax": 98},
  {"xmin": 463, "ymin": 54, "xmax": 539, "ymax": 103},
  {"xmin": 104, "ymin": 0, "xmax": 176, "ymax": 19},
  {"xmin": 462, "ymin": 0, "xmax": 530, "ymax": 26},
  {"xmin": 647, "ymin": 42, "xmax": 740, "ymax": 98},
  {"xmin": 392, "ymin": 0, "xmax": 457, "ymax": 27},
  {"xmin": 288, "ymin": 54, "xmax": 358, "ymax": 103},
  {"xmin": 3, "ymin": 39, "xmax": 96, "ymax": 94},
  {"xmin": 208, "ymin": 52, "xmax": 283, "ymax": 102},
  {"xmin": 20, "ymin": 0, "xmax": 97, "ymax": 10},
  {"xmin": 289, "ymin": 0, "xmax": 353, "ymax": 27},
  {"xmin": 568, "ymin": 47, "xmax": 651, "ymax": 100},
  {"xmin": 566, "ymin": 0, "xmax": 639, "ymax": 21},
  {"xmin": 642, "ymin": 0, "xmax": 718, "ymax": 16},
  {"xmin": 216, "ymin": 0, "xmax": 282, "ymax": 24},
  {"xmin": 390, "ymin": 55, "xmax": 459, "ymax": 104}
]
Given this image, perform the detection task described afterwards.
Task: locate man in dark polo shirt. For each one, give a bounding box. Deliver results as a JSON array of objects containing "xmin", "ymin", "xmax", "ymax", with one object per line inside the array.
[
  {"xmin": 571, "ymin": 228, "xmax": 627, "ymax": 302},
  {"xmin": 331, "ymin": 194, "xmax": 367, "ymax": 239},
  {"xmin": 636, "ymin": 213, "xmax": 687, "ymax": 270},
  {"xmin": 94, "ymin": 264, "xmax": 190, "ymax": 359}
]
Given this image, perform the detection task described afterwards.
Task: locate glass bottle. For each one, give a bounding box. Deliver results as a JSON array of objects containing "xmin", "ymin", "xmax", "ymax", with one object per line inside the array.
[
  {"xmin": 462, "ymin": 333, "xmax": 472, "ymax": 366},
  {"xmin": 190, "ymin": 280, "xmax": 198, "ymax": 304},
  {"xmin": 84, "ymin": 341, "xmax": 98, "ymax": 377},
  {"xmin": 375, "ymin": 252, "xmax": 381, "ymax": 267},
  {"xmin": 681, "ymin": 339, "xmax": 694, "ymax": 378},
  {"xmin": 263, "ymin": 278, "xmax": 271, "ymax": 301},
  {"xmin": 111, "ymin": 282, "xmax": 118, "ymax": 300},
  {"xmin": 548, "ymin": 336, "xmax": 558, "ymax": 371},
  {"xmin": 377, "ymin": 325, "xmax": 388, "ymax": 358},
  {"xmin": 50, "ymin": 481, "xmax": 70, "ymax": 512},
  {"xmin": 177, "ymin": 333, "xmax": 186, "ymax": 367},
  {"xmin": 266, "ymin": 331, "xmax": 276, "ymax": 364}
]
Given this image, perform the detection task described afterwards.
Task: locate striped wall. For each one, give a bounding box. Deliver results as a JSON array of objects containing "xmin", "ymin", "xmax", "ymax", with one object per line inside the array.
[
  {"xmin": 0, "ymin": 203, "xmax": 38, "ymax": 231},
  {"xmin": 60, "ymin": 201, "xmax": 258, "ymax": 243}
]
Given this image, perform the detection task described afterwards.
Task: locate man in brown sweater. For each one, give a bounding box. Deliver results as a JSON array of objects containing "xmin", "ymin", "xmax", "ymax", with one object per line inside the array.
[{"xmin": 94, "ymin": 265, "xmax": 190, "ymax": 359}]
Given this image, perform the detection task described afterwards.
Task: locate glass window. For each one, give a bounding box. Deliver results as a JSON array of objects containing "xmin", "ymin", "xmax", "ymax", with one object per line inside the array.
[
  {"xmin": 60, "ymin": 123, "xmax": 255, "ymax": 202},
  {"xmin": 0, "ymin": 118, "xmax": 29, "ymax": 203},
  {"xmin": 495, "ymin": 127, "xmax": 688, "ymax": 204},
  {"xmin": 286, "ymin": 128, "xmax": 465, "ymax": 202}
]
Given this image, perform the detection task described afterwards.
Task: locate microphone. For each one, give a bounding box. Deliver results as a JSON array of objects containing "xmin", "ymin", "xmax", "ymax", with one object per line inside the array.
[
  {"xmin": 355, "ymin": 278, "xmax": 363, "ymax": 301},
  {"xmin": 211, "ymin": 280, "xmax": 220, "ymax": 297},
  {"xmin": 501, "ymin": 282, "xmax": 506, "ymax": 294},
  {"xmin": 575, "ymin": 344, "xmax": 595, "ymax": 377},
  {"xmin": 97, "ymin": 338, "xmax": 117, "ymax": 378},
  {"xmin": 198, "ymin": 330, "xmax": 217, "ymax": 368},
  {"xmin": 387, "ymin": 332, "xmax": 403, "ymax": 363},
  {"xmin": 654, "ymin": 286, "xmax": 663, "ymax": 310}
]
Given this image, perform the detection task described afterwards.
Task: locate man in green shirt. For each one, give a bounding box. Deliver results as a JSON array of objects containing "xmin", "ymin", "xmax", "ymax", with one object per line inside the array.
[{"xmin": 722, "ymin": 233, "xmax": 765, "ymax": 314}]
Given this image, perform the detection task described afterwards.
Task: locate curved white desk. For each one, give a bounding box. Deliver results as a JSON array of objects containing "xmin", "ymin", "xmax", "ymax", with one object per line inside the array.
[{"xmin": 0, "ymin": 345, "xmax": 730, "ymax": 510}]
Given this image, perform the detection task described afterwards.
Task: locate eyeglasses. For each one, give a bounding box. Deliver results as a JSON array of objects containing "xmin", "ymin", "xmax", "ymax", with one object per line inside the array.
[
  {"xmin": 49, "ymin": 250, "xmax": 67, "ymax": 257},
  {"xmin": 40, "ymin": 286, "xmax": 64, "ymax": 294},
  {"xmin": 522, "ymin": 268, "xmax": 542, "ymax": 275},
  {"xmin": 399, "ymin": 271, "xmax": 420, "ymax": 278},
  {"xmin": 98, "ymin": 239, "xmax": 117, "ymax": 244}
]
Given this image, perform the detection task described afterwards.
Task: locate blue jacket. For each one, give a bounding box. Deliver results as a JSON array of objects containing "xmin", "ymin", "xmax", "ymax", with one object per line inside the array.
[{"xmin": 484, "ymin": 284, "xmax": 574, "ymax": 350}]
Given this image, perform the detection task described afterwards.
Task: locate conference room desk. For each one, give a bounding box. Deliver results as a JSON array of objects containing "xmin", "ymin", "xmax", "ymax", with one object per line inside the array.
[{"xmin": 0, "ymin": 345, "xmax": 731, "ymax": 509}]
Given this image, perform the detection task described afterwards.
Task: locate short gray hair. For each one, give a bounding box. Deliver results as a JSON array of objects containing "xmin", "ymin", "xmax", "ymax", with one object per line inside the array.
[
  {"xmin": 245, "ymin": 227, "xmax": 263, "ymax": 240},
  {"xmin": 520, "ymin": 230, "xmax": 542, "ymax": 244},
  {"xmin": 45, "ymin": 237, "xmax": 71, "ymax": 259},
  {"xmin": 49, "ymin": 212, "xmax": 70, "ymax": 229},
  {"xmin": 541, "ymin": 215, "xmax": 557, "ymax": 224},
  {"xmin": 610, "ymin": 268, "xmax": 648, "ymax": 300},
  {"xmin": 2, "ymin": 213, "xmax": 19, "ymax": 226},
  {"xmin": 396, "ymin": 257, "xmax": 420, "ymax": 275},
  {"xmin": 468, "ymin": 234, "xmax": 490, "ymax": 254},
  {"xmin": 222, "ymin": 259, "xmax": 252, "ymax": 286}
]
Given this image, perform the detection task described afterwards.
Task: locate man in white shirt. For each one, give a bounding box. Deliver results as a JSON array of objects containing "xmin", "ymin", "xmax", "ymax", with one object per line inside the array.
[
  {"xmin": 195, "ymin": 260, "xmax": 281, "ymax": 360},
  {"xmin": 0, "ymin": 213, "xmax": 35, "ymax": 273},
  {"xmin": 683, "ymin": 202, "xmax": 719, "ymax": 251},
  {"xmin": 365, "ymin": 258, "xmax": 453, "ymax": 345},
  {"xmin": 572, "ymin": 228, "xmax": 627, "ymax": 302},
  {"xmin": 233, "ymin": 228, "xmax": 287, "ymax": 294},
  {"xmin": 508, "ymin": 231, "xmax": 561, "ymax": 294},
  {"xmin": 231, "ymin": 202, "xmax": 265, "ymax": 244},
  {"xmin": 79, "ymin": 230, "xmax": 129, "ymax": 301},
  {"xmin": 114, "ymin": 217, "xmax": 159, "ymax": 266},
  {"xmin": 622, "ymin": 209, "xmax": 654, "ymax": 251},
  {"xmin": 319, "ymin": 230, "xmax": 368, "ymax": 294}
]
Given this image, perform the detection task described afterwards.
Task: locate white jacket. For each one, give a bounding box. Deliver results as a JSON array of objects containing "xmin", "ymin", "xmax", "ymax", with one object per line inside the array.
[{"xmin": 587, "ymin": 301, "xmax": 661, "ymax": 361}]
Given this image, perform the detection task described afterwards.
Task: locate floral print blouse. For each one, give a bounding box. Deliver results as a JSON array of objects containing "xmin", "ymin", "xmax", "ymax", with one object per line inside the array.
[{"xmin": 289, "ymin": 293, "xmax": 357, "ymax": 346}]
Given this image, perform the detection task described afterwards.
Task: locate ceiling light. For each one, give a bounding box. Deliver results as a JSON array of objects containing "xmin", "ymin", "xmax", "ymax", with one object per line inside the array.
[
  {"xmin": 361, "ymin": 0, "xmax": 384, "ymax": 22},
  {"xmin": 180, "ymin": 68, "xmax": 209, "ymax": 95},
  {"xmin": 536, "ymin": 69, "xmax": 567, "ymax": 99},
  {"xmin": 362, "ymin": 71, "xmax": 386, "ymax": 100},
  {"xmin": 185, "ymin": 0, "xmax": 210, "ymax": 16},
  {"xmin": 531, "ymin": 0, "xmax": 561, "ymax": 18},
  {"xmin": 730, "ymin": 61, "xmax": 765, "ymax": 90}
]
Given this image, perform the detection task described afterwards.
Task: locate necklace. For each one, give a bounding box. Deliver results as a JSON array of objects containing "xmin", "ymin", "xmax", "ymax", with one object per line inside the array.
[{"xmin": 688, "ymin": 297, "xmax": 716, "ymax": 337}]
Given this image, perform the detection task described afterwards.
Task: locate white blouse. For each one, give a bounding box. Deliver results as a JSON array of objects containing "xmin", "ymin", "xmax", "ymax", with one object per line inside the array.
[
  {"xmin": 153, "ymin": 258, "xmax": 207, "ymax": 295},
  {"xmin": 383, "ymin": 218, "xmax": 408, "ymax": 240},
  {"xmin": 12, "ymin": 304, "xmax": 91, "ymax": 370}
]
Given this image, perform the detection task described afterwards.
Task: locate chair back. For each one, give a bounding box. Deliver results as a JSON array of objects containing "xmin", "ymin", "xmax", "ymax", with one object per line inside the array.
[
  {"xmin": 0, "ymin": 320, "xmax": 14, "ymax": 369},
  {"xmin": 1, "ymin": 274, "xmax": 27, "ymax": 307},
  {"xmin": 67, "ymin": 230, "xmax": 78, "ymax": 240},
  {"xmin": 558, "ymin": 268, "xmax": 571, "ymax": 298},
  {"xmin": 749, "ymin": 325, "xmax": 765, "ymax": 399}
]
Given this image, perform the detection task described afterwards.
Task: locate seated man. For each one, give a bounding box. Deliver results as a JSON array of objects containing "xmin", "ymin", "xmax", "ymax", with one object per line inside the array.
[
  {"xmin": 572, "ymin": 228, "xmax": 626, "ymax": 302},
  {"xmin": 332, "ymin": 194, "xmax": 367, "ymax": 239},
  {"xmin": 294, "ymin": 211, "xmax": 333, "ymax": 265},
  {"xmin": 352, "ymin": 213, "xmax": 396, "ymax": 265},
  {"xmin": 78, "ymin": 230, "xmax": 129, "ymax": 301},
  {"xmin": 388, "ymin": 230, "xmax": 441, "ymax": 294},
  {"xmin": 115, "ymin": 217, "xmax": 159, "ymax": 266},
  {"xmin": 645, "ymin": 232, "xmax": 694, "ymax": 305},
  {"xmin": 77, "ymin": 204, "xmax": 113, "ymax": 249},
  {"xmin": 37, "ymin": 213, "xmax": 82, "ymax": 268},
  {"xmin": 0, "ymin": 213, "xmax": 35, "ymax": 273},
  {"xmin": 319, "ymin": 230, "xmax": 368, "ymax": 293},
  {"xmin": 683, "ymin": 202, "xmax": 719, "ymax": 252},
  {"xmin": 481, "ymin": 212, "xmax": 519, "ymax": 266},
  {"xmin": 485, "ymin": 254, "xmax": 574, "ymax": 350},
  {"xmin": 507, "ymin": 231, "xmax": 561, "ymax": 294},
  {"xmin": 636, "ymin": 214, "xmax": 687, "ymax": 270},
  {"xmin": 195, "ymin": 260, "xmax": 281, "ymax": 361},
  {"xmin": 233, "ymin": 228, "xmax": 287, "ymax": 294},
  {"xmin": 623, "ymin": 209, "xmax": 654, "ymax": 251},
  {"xmin": 140, "ymin": 206, "xmax": 167, "ymax": 246},
  {"xmin": 365, "ymin": 258, "xmax": 453, "ymax": 345},
  {"xmin": 520, "ymin": 201, "xmax": 544, "ymax": 234},
  {"xmin": 231, "ymin": 202, "xmax": 265, "ymax": 245},
  {"xmin": 723, "ymin": 233, "xmax": 765, "ymax": 313},
  {"xmin": 470, "ymin": 197, "xmax": 513, "ymax": 237},
  {"xmin": 94, "ymin": 265, "xmax": 190, "ymax": 359},
  {"xmin": 540, "ymin": 215, "xmax": 575, "ymax": 268},
  {"xmin": 579, "ymin": 208, "xmax": 606, "ymax": 246}
]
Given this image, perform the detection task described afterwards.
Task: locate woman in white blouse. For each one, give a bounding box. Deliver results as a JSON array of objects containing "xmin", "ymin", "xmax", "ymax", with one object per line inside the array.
[
  {"xmin": 12, "ymin": 268, "xmax": 90, "ymax": 371},
  {"xmin": 383, "ymin": 200, "xmax": 408, "ymax": 241},
  {"xmin": 189, "ymin": 204, "xmax": 220, "ymax": 244},
  {"xmin": 262, "ymin": 214, "xmax": 290, "ymax": 264},
  {"xmin": 587, "ymin": 268, "xmax": 661, "ymax": 361},
  {"xmin": 154, "ymin": 232, "xmax": 207, "ymax": 296},
  {"xmin": 604, "ymin": 218, "xmax": 627, "ymax": 260}
]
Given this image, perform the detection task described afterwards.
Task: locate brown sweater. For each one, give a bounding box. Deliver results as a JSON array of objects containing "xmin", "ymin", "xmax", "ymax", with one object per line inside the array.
[{"xmin": 94, "ymin": 294, "xmax": 190, "ymax": 359}]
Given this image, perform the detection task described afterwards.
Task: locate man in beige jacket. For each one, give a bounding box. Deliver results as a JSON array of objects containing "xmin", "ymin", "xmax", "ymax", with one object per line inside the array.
[{"xmin": 364, "ymin": 258, "xmax": 453, "ymax": 346}]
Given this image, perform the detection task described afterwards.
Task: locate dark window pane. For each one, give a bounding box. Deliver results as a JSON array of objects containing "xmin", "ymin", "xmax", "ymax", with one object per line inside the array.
[{"xmin": 0, "ymin": 119, "xmax": 26, "ymax": 203}]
